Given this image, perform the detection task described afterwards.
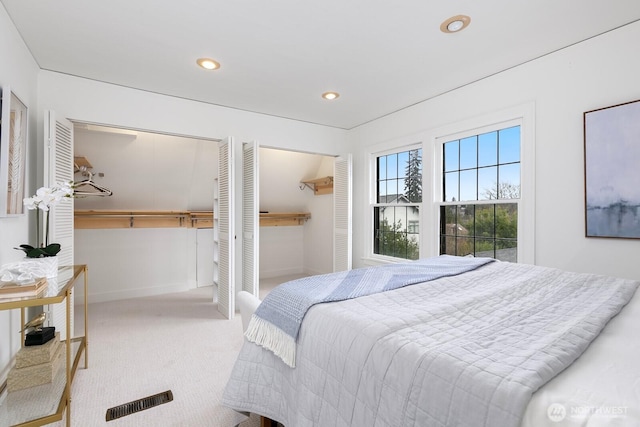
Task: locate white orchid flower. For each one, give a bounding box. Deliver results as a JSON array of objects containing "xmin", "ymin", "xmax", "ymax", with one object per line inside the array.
[
  {"xmin": 23, "ymin": 197, "xmax": 40, "ymax": 210},
  {"xmin": 29, "ymin": 182, "xmax": 74, "ymax": 211},
  {"xmin": 58, "ymin": 181, "xmax": 75, "ymax": 196},
  {"xmin": 34, "ymin": 188, "xmax": 54, "ymax": 211}
]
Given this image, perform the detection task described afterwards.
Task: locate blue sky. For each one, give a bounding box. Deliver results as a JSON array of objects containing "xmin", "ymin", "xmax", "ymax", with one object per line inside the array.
[{"xmin": 444, "ymin": 126, "xmax": 520, "ymax": 202}]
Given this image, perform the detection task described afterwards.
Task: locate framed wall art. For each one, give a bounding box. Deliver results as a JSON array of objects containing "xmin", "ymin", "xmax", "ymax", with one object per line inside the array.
[
  {"xmin": 584, "ymin": 99, "xmax": 640, "ymax": 238},
  {"xmin": 0, "ymin": 86, "xmax": 28, "ymax": 216}
]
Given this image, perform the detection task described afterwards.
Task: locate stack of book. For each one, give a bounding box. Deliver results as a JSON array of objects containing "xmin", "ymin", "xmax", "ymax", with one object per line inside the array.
[
  {"xmin": 0, "ymin": 277, "xmax": 48, "ymax": 299},
  {"xmin": 7, "ymin": 332, "xmax": 64, "ymax": 392}
]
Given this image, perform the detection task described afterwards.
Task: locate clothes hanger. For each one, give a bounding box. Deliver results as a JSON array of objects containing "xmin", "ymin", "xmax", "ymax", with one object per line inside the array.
[{"xmin": 73, "ymin": 166, "xmax": 113, "ymax": 197}]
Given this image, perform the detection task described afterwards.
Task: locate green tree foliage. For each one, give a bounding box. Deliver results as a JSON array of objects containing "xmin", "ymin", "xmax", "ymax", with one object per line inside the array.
[
  {"xmin": 442, "ymin": 203, "xmax": 517, "ymax": 257},
  {"xmin": 404, "ymin": 149, "xmax": 422, "ymax": 202},
  {"xmin": 377, "ymin": 218, "xmax": 419, "ymax": 260}
]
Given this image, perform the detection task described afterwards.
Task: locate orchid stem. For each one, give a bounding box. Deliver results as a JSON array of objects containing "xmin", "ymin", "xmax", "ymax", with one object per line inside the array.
[
  {"xmin": 36, "ymin": 209, "xmax": 41, "ymax": 248},
  {"xmin": 45, "ymin": 210, "xmax": 50, "ymax": 247}
]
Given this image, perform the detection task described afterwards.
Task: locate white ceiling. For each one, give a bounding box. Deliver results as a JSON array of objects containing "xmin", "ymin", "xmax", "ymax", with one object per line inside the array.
[{"xmin": 3, "ymin": 1, "xmax": 640, "ymax": 129}]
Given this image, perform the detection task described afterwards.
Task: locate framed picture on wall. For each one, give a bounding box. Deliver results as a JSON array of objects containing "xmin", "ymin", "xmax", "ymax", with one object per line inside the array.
[
  {"xmin": 584, "ymin": 99, "xmax": 640, "ymax": 238},
  {"xmin": 0, "ymin": 86, "xmax": 28, "ymax": 216}
]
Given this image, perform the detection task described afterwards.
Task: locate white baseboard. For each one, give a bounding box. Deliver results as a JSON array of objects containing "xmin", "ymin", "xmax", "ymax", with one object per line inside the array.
[
  {"xmin": 85, "ymin": 283, "xmax": 192, "ymax": 304},
  {"xmin": 259, "ymin": 267, "xmax": 305, "ymax": 279}
]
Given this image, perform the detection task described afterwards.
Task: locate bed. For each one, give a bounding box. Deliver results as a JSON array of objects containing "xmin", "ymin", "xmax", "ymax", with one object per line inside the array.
[{"xmin": 222, "ymin": 257, "xmax": 640, "ymax": 427}]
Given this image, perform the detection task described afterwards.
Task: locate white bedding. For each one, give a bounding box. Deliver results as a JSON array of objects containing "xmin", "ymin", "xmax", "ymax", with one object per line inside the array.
[
  {"xmin": 521, "ymin": 278, "xmax": 640, "ymax": 426},
  {"xmin": 222, "ymin": 261, "xmax": 639, "ymax": 427}
]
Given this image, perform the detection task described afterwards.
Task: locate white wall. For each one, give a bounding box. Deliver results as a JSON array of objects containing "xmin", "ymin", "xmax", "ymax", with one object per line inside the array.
[
  {"xmin": 259, "ymin": 148, "xmax": 319, "ymax": 212},
  {"xmin": 74, "ymin": 228, "xmax": 194, "ymax": 302},
  {"xmin": 38, "ymin": 71, "xmax": 349, "ymax": 157},
  {"xmin": 74, "ymin": 128, "xmax": 218, "ymax": 210},
  {"xmin": 303, "ymin": 192, "xmax": 334, "ymax": 275},
  {"xmin": 303, "ymin": 156, "xmax": 334, "ymax": 275},
  {"xmin": 259, "ymin": 148, "xmax": 334, "ymax": 278},
  {"xmin": 350, "ymin": 21, "xmax": 640, "ymax": 280},
  {"xmin": 0, "ymin": 3, "xmax": 41, "ymax": 382},
  {"xmin": 259, "ymin": 227, "xmax": 305, "ymax": 278}
]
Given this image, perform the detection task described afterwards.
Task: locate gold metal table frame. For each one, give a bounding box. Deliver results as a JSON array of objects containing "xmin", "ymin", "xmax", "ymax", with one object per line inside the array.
[{"xmin": 0, "ymin": 265, "xmax": 88, "ymax": 427}]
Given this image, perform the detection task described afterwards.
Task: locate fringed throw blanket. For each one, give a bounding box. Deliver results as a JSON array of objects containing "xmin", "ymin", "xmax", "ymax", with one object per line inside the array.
[{"xmin": 245, "ymin": 255, "xmax": 495, "ymax": 367}]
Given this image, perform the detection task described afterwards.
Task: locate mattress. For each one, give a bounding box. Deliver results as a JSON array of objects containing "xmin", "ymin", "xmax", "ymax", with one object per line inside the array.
[{"xmin": 521, "ymin": 278, "xmax": 640, "ymax": 426}]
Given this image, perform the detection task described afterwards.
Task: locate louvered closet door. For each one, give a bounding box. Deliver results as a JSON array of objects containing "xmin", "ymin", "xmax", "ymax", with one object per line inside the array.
[
  {"xmin": 44, "ymin": 111, "xmax": 74, "ymax": 340},
  {"xmin": 216, "ymin": 137, "xmax": 235, "ymax": 319},
  {"xmin": 333, "ymin": 155, "xmax": 352, "ymax": 272},
  {"xmin": 242, "ymin": 141, "xmax": 259, "ymax": 297}
]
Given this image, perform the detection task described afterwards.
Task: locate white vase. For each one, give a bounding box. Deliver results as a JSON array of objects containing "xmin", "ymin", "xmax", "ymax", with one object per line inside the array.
[
  {"xmin": 18, "ymin": 257, "xmax": 59, "ymax": 280},
  {"xmin": 0, "ymin": 256, "xmax": 58, "ymax": 285}
]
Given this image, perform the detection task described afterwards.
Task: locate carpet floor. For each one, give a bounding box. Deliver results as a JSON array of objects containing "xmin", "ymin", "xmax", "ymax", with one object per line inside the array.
[{"xmin": 51, "ymin": 286, "xmax": 260, "ymax": 427}]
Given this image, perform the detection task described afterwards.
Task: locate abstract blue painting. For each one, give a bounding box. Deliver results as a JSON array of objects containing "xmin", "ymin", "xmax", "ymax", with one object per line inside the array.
[{"xmin": 584, "ymin": 99, "xmax": 640, "ymax": 238}]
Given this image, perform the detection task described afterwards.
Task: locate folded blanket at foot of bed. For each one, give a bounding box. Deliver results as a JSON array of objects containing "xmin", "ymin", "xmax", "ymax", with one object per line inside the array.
[{"xmin": 245, "ymin": 255, "xmax": 495, "ymax": 367}]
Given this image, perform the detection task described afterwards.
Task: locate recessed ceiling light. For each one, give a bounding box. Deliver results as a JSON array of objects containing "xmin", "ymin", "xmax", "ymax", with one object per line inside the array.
[
  {"xmin": 322, "ymin": 92, "xmax": 340, "ymax": 100},
  {"xmin": 440, "ymin": 15, "xmax": 471, "ymax": 33},
  {"xmin": 196, "ymin": 58, "xmax": 220, "ymax": 70}
]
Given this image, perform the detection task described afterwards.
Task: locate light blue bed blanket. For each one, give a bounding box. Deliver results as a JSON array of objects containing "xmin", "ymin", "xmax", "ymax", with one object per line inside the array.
[{"xmin": 245, "ymin": 255, "xmax": 494, "ymax": 367}]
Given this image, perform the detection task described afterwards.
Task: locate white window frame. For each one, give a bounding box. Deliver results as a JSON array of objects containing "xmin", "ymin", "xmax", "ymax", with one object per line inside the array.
[
  {"xmin": 365, "ymin": 137, "xmax": 425, "ymax": 264},
  {"xmin": 427, "ymin": 103, "xmax": 536, "ymax": 264}
]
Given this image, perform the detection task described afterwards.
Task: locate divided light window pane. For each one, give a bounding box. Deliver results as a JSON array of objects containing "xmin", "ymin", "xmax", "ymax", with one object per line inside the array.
[
  {"xmin": 378, "ymin": 156, "xmax": 387, "ymax": 180},
  {"xmin": 444, "ymin": 171, "xmax": 459, "ymax": 202},
  {"xmin": 499, "ymin": 126, "xmax": 520, "ymax": 164},
  {"xmin": 398, "ymin": 151, "xmax": 409, "ymax": 177},
  {"xmin": 459, "ymin": 169, "xmax": 477, "ymax": 201},
  {"xmin": 444, "ymin": 141, "xmax": 459, "ymax": 172},
  {"xmin": 478, "ymin": 131, "xmax": 497, "ymax": 167},
  {"xmin": 478, "ymin": 166, "xmax": 497, "ymax": 200},
  {"xmin": 386, "ymin": 180, "xmax": 399, "ymax": 199},
  {"xmin": 498, "ymin": 163, "xmax": 521, "ymax": 198},
  {"xmin": 459, "ymin": 136, "xmax": 477, "ymax": 169},
  {"xmin": 388, "ymin": 153, "xmax": 398, "ymax": 179},
  {"xmin": 378, "ymin": 181, "xmax": 386, "ymax": 200}
]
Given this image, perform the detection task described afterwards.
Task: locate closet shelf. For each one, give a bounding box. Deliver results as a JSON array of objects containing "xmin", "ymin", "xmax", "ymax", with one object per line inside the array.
[
  {"xmin": 300, "ymin": 176, "xmax": 333, "ymax": 195},
  {"xmin": 74, "ymin": 210, "xmax": 213, "ymax": 229},
  {"xmin": 260, "ymin": 212, "xmax": 311, "ymax": 227},
  {"xmin": 73, "ymin": 156, "xmax": 93, "ymax": 171}
]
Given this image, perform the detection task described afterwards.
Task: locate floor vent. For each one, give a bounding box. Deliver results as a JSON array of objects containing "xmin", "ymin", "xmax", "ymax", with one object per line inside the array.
[{"xmin": 105, "ymin": 390, "xmax": 173, "ymax": 421}]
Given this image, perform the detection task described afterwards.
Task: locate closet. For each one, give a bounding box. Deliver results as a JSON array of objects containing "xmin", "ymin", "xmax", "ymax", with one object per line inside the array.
[
  {"xmin": 71, "ymin": 125, "xmax": 347, "ymax": 308},
  {"xmin": 72, "ymin": 124, "xmax": 218, "ymax": 303}
]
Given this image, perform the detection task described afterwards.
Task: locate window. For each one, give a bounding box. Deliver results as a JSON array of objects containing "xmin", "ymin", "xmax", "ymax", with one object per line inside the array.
[
  {"xmin": 373, "ymin": 147, "xmax": 422, "ymax": 260},
  {"xmin": 365, "ymin": 104, "xmax": 534, "ymax": 265},
  {"xmin": 439, "ymin": 126, "xmax": 520, "ymax": 261}
]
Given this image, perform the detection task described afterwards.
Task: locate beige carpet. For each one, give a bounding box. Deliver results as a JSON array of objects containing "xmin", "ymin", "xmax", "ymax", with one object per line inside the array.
[{"xmin": 51, "ymin": 286, "xmax": 260, "ymax": 427}]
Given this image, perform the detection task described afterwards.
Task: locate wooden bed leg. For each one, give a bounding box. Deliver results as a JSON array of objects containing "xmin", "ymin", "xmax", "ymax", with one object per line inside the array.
[{"xmin": 260, "ymin": 416, "xmax": 278, "ymax": 427}]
